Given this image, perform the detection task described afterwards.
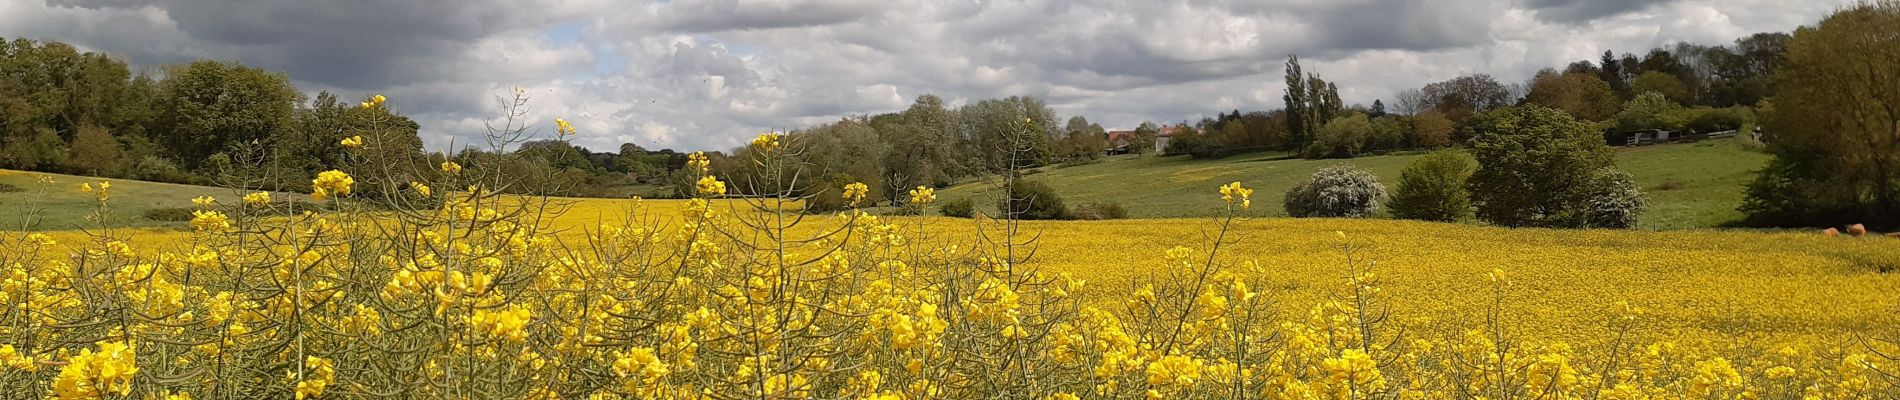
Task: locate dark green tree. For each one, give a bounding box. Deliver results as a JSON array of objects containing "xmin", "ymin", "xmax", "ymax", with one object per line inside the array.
[
  {"xmin": 1741, "ymin": 3, "xmax": 1900, "ymax": 228},
  {"xmin": 157, "ymin": 60, "xmax": 299, "ymax": 168},
  {"xmin": 1464, "ymin": 106, "xmax": 1617, "ymax": 227}
]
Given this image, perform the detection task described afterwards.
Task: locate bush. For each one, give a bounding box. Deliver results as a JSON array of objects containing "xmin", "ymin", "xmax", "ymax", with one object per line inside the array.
[
  {"xmin": 1739, "ymin": 156, "xmax": 1867, "ymax": 228},
  {"xmin": 1284, "ymin": 165, "xmax": 1387, "ymax": 218},
  {"xmin": 1388, "ymin": 150, "xmax": 1473, "ymax": 222},
  {"xmin": 802, "ymin": 173, "xmax": 861, "ymax": 213},
  {"xmin": 1585, "ymin": 168, "xmax": 1648, "ymax": 229},
  {"xmin": 1164, "ymin": 129, "xmax": 1239, "ymax": 159},
  {"xmin": 1614, "ymin": 92, "xmax": 1686, "ymax": 133},
  {"xmin": 998, "ymin": 179, "xmax": 1070, "ymax": 220},
  {"xmin": 939, "ymin": 198, "xmax": 975, "ymax": 218},
  {"xmin": 1683, "ymin": 106, "xmax": 1751, "ymax": 134},
  {"xmin": 1071, "ymin": 202, "xmax": 1129, "ymax": 220},
  {"xmin": 124, "ymin": 156, "xmax": 202, "ymax": 185},
  {"xmin": 1465, "ymin": 106, "xmax": 1615, "ymax": 228},
  {"xmin": 142, "ymin": 207, "xmax": 197, "ymax": 222}
]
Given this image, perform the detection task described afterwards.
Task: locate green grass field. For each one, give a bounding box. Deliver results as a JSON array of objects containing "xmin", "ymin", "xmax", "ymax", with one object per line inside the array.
[
  {"xmin": 0, "ymin": 137, "xmax": 1772, "ymax": 232},
  {"xmin": 0, "ymin": 170, "xmax": 303, "ymax": 232},
  {"xmin": 938, "ymin": 136, "xmax": 1771, "ymax": 229}
]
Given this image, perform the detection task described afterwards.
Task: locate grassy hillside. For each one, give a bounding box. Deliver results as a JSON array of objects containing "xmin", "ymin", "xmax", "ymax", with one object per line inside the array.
[
  {"xmin": 0, "ymin": 170, "xmax": 302, "ymax": 231},
  {"xmin": 0, "ymin": 137, "xmax": 1773, "ymax": 231},
  {"xmin": 938, "ymin": 136, "xmax": 1772, "ymax": 229}
]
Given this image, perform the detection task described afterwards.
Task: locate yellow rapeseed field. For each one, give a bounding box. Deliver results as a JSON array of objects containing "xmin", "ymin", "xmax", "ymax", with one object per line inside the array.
[{"xmin": 5, "ymin": 126, "xmax": 1899, "ymax": 399}]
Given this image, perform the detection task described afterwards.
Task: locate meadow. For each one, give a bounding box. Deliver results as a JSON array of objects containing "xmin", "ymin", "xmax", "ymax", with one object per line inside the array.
[
  {"xmin": 937, "ymin": 136, "xmax": 1771, "ymax": 229},
  {"xmin": 4, "ymin": 153, "xmax": 1897, "ymax": 398}
]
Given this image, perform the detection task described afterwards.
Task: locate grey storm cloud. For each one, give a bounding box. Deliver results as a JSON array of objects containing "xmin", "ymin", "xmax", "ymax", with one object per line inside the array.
[
  {"xmin": 39, "ymin": 0, "xmax": 593, "ymax": 89},
  {"xmin": 0, "ymin": 0, "xmax": 1855, "ymax": 153},
  {"xmin": 644, "ymin": 0, "xmax": 891, "ymax": 33},
  {"xmin": 1314, "ymin": 0, "xmax": 1506, "ymax": 52},
  {"xmin": 1524, "ymin": 0, "xmax": 1674, "ymax": 23}
]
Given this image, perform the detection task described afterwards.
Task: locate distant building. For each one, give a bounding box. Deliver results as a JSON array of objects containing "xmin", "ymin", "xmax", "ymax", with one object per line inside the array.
[
  {"xmin": 1625, "ymin": 129, "xmax": 1673, "ymax": 146},
  {"xmin": 1107, "ymin": 130, "xmax": 1136, "ymax": 154},
  {"xmin": 1618, "ymin": 128, "xmax": 1738, "ymax": 146},
  {"xmin": 1104, "ymin": 126, "xmax": 1188, "ymax": 154},
  {"xmin": 1155, "ymin": 126, "xmax": 1184, "ymax": 152}
]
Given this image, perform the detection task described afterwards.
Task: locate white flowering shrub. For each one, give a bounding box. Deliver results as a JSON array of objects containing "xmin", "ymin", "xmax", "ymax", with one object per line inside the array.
[{"xmin": 1284, "ymin": 165, "xmax": 1388, "ymax": 218}]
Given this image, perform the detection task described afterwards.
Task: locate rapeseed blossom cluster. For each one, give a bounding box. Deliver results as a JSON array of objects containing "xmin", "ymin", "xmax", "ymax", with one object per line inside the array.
[
  {"xmin": 358, "ymin": 94, "xmax": 385, "ymax": 110},
  {"xmin": 908, "ymin": 186, "xmax": 935, "ymax": 206},
  {"xmin": 843, "ymin": 181, "xmax": 870, "ymax": 205},
  {"xmin": 242, "ymin": 191, "xmax": 271, "ymax": 206},
  {"xmin": 751, "ymin": 131, "xmax": 782, "ymax": 151},
  {"xmin": 310, "ymin": 170, "xmax": 353, "ymax": 201},
  {"xmin": 695, "ymin": 175, "xmax": 726, "ymax": 197}
]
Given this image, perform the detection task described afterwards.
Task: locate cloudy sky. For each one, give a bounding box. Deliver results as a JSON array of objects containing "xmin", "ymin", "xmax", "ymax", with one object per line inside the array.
[{"xmin": 0, "ymin": 0, "xmax": 1851, "ymax": 152}]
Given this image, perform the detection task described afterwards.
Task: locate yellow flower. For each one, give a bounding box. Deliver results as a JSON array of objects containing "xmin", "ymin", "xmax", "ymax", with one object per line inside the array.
[
  {"xmin": 189, "ymin": 210, "xmax": 230, "ymax": 232},
  {"xmin": 311, "ymin": 170, "xmax": 355, "ymax": 201},
  {"xmin": 411, "ymin": 181, "xmax": 432, "ymax": 197},
  {"xmin": 696, "ymin": 175, "xmax": 727, "ymax": 197},
  {"xmin": 1764, "ymin": 365, "xmax": 1796, "ymax": 379},
  {"xmin": 371, "ymin": 94, "xmax": 386, "ymax": 106},
  {"xmin": 1487, "ymin": 268, "xmax": 1507, "ymax": 284},
  {"xmin": 439, "ymin": 161, "xmax": 463, "ymax": 175},
  {"xmin": 843, "ymin": 182, "xmax": 869, "ymax": 205},
  {"xmin": 80, "ymin": 181, "xmax": 110, "ymax": 202},
  {"xmin": 555, "ymin": 118, "xmax": 577, "ymax": 136},
  {"xmin": 1145, "ymin": 355, "xmax": 1205, "ymax": 387},
  {"xmin": 471, "ymin": 305, "xmax": 534, "ymax": 342},
  {"xmin": 613, "ymin": 347, "xmax": 671, "ymax": 393},
  {"xmin": 243, "ymin": 191, "xmax": 271, "ymax": 206},
  {"xmin": 0, "ymin": 345, "xmax": 37, "ymax": 371},
  {"xmin": 687, "ymin": 151, "xmax": 711, "ymax": 175},
  {"xmin": 1218, "ymin": 181, "xmax": 1253, "ymax": 209},
  {"xmin": 191, "ymin": 195, "xmax": 216, "ymax": 208},
  {"xmin": 751, "ymin": 132, "xmax": 782, "ymax": 151},
  {"xmin": 339, "ymin": 135, "xmax": 363, "ymax": 149},
  {"xmin": 908, "ymin": 186, "xmax": 936, "ymax": 206},
  {"xmin": 51, "ymin": 340, "xmax": 137, "ymax": 399},
  {"xmin": 294, "ymin": 356, "xmax": 334, "ymax": 400},
  {"xmin": 1321, "ymin": 349, "xmax": 1384, "ymax": 390}
]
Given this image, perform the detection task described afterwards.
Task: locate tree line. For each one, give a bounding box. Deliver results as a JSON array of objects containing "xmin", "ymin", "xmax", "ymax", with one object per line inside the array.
[
  {"xmin": 0, "ymin": 37, "xmax": 1110, "ymax": 203},
  {"xmin": 1156, "ymin": 3, "xmax": 1899, "ymax": 230},
  {"xmin": 699, "ymin": 94, "xmax": 1125, "ymax": 209},
  {"xmin": 0, "ymin": 37, "xmax": 737, "ymax": 199},
  {"xmin": 1149, "ymin": 30, "xmax": 1790, "ymax": 162}
]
